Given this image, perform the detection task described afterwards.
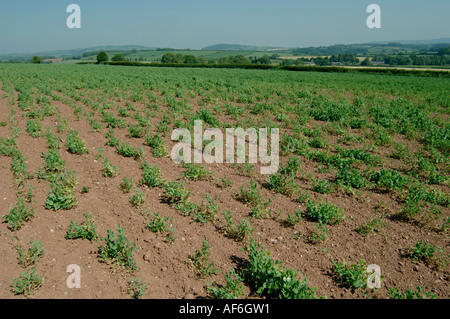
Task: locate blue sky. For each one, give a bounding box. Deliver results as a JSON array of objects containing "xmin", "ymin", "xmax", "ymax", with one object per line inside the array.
[{"xmin": 0, "ymin": 0, "xmax": 449, "ymax": 54}]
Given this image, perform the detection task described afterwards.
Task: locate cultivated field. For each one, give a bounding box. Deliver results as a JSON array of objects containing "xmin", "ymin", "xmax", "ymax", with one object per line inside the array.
[{"xmin": 0, "ymin": 64, "xmax": 448, "ymax": 299}]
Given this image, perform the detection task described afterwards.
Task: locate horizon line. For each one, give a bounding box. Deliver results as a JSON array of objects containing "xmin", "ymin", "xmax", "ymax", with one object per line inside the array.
[{"xmin": 1, "ymin": 37, "xmax": 450, "ymax": 56}]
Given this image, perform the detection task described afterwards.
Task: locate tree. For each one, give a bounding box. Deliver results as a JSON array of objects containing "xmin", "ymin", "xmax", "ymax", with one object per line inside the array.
[
  {"xmin": 175, "ymin": 53, "xmax": 185, "ymax": 63},
  {"xmin": 184, "ymin": 55, "xmax": 199, "ymax": 64},
  {"xmin": 230, "ymin": 55, "xmax": 251, "ymax": 65},
  {"xmin": 360, "ymin": 58, "xmax": 372, "ymax": 66},
  {"xmin": 313, "ymin": 57, "xmax": 331, "ymax": 66},
  {"xmin": 31, "ymin": 56, "xmax": 41, "ymax": 64},
  {"xmin": 252, "ymin": 55, "xmax": 271, "ymax": 65},
  {"xmin": 111, "ymin": 53, "xmax": 126, "ymax": 62},
  {"xmin": 161, "ymin": 52, "xmax": 179, "ymax": 63},
  {"xmin": 438, "ymin": 47, "xmax": 450, "ymax": 56},
  {"xmin": 218, "ymin": 57, "xmax": 230, "ymax": 64},
  {"xmin": 96, "ymin": 51, "xmax": 109, "ymax": 64}
]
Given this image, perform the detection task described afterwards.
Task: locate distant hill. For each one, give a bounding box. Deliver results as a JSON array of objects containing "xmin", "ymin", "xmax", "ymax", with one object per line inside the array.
[
  {"xmin": 201, "ymin": 44, "xmax": 288, "ymax": 51},
  {"xmin": 42, "ymin": 45, "xmax": 154, "ymax": 56},
  {"xmin": 290, "ymin": 41, "xmax": 450, "ymax": 56},
  {"xmin": 35, "ymin": 45, "xmax": 156, "ymax": 57},
  {"xmin": 368, "ymin": 38, "xmax": 450, "ymax": 45},
  {"xmin": 202, "ymin": 40, "xmax": 450, "ymax": 56},
  {"xmin": 2, "ymin": 39, "xmax": 449, "ymax": 62},
  {"xmin": 0, "ymin": 45, "xmax": 155, "ymax": 61}
]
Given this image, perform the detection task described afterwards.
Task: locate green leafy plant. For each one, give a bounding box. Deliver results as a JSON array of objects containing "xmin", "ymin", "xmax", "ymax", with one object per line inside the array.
[
  {"xmin": 207, "ymin": 267, "xmax": 245, "ymax": 299},
  {"xmin": 175, "ymin": 200, "xmax": 198, "ymax": 217},
  {"xmin": 368, "ymin": 168, "xmax": 410, "ymax": 192},
  {"xmin": 102, "ymin": 157, "xmax": 119, "ymax": 178},
  {"xmin": 219, "ymin": 175, "xmax": 233, "ymax": 189},
  {"xmin": 39, "ymin": 149, "xmax": 66, "ymax": 177},
  {"xmin": 45, "ymin": 128, "xmax": 61, "ymax": 150},
  {"xmin": 116, "ymin": 141, "xmax": 145, "ymax": 161},
  {"xmin": 243, "ymin": 240, "xmax": 319, "ymax": 299},
  {"xmin": 296, "ymin": 191, "xmax": 311, "ymax": 203},
  {"xmin": 305, "ymin": 200, "xmax": 345, "ymax": 225},
  {"xmin": 355, "ymin": 214, "xmax": 385, "ymax": 236},
  {"xmin": 127, "ymin": 278, "xmax": 147, "ymax": 299},
  {"xmin": 66, "ymin": 130, "xmax": 89, "ymax": 155},
  {"xmin": 390, "ymin": 143, "xmax": 411, "ymax": 160},
  {"xmin": 145, "ymin": 211, "xmax": 176, "ymax": 243},
  {"xmin": 335, "ymin": 166, "xmax": 366, "ymax": 189},
  {"xmin": 146, "ymin": 133, "xmax": 169, "ymax": 158},
  {"xmin": 119, "ymin": 176, "xmax": 134, "ymax": 193},
  {"xmin": 146, "ymin": 211, "xmax": 172, "ymax": 233},
  {"xmin": 250, "ymin": 198, "xmax": 273, "ymax": 219},
  {"xmin": 11, "ymin": 267, "xmax": 43, "ymax": 297},
  {"xmin": 388, "ymin": 285, "xmax": 436, "ymax": 299},
  {"xmin": 331, "ymin": 259, "xmax": 371, "ymax": 291},
  {"xmin": 3, "ymin": 197, "xmax": 35, "ymax": 231},
  {"xmin": 224, "ymin": 210, "xmax": 253, "ymax": 242},
  {"xmin": 241, "ymin": 161, "xmax": 255, "ymax": 177},
  {"xmin": 101, "ymin": 110, "xmax": 127, "ymax": 128},
  {"xmin": 285, "ymin": 210, "xmax": 303, "ymax": 227},
  {"xmin": 194, "ymin": 108, "xmax": 220, "ymax": 127},
  {"xmin": 105, "ymin": 128, "xmax": 121, "ymax": 147},
  {"xmin": 181, "ymin": 163, "xmax": 213, "ymax": 181},
  {"xmin": 17, "ymin": 239, "xmax": 44, "ymax": 268},
  {"xmin": 309, "ymin": 137, "xmax": 328, "ymax": 149},
  {"xmin": 308, "ymin": 223, "xmax": 328, "ymax": 245},
  {"xmin": 80, "ymin": 186, "xmax": 90, "ymax": 194},
  {"xmin": 98, "ymin": 224, "xmax": 138, "ymax": 273},
  {"xmin": 45, "ymin": 170, "xmax": 77, "ymax": 211},
  {"xmin": 88, "ymin": 118, "xmax": 104, "ymax": 132},
  {"xmin": 23, "ymin": 184, "xmax": 35, "ymax": 203},
  {"xmin": 129, "ymin": 189, "xmax": 146, "ymax": 207},
  {"xmin": 163, "ymin": 180, "xmax": 191, "ymax": 205},
  {"xmin": 10, "ymin": 153, "xmax": 31, "ymax": 183},
  {"xmin": 312, "ymin": 178, "xmax": 333, "ymax": 194},
  {"xmin": 65, "ymin": 212, "xmax": 99, "ymax": 241},
  {"xmin": 140, "ymin": 162, "xmax": 164, "ymax": 189},
  {"xmin": 186, "ymin": 239, "xmax": 217, "ymax": 279},
  {"xmin": 127, "ymin": 125, "xmax": 147, "ymax": 138},
  {"xmin": 56, "ymin": 114, "xmax": 69, "ymax": 133},
  {"xmin": 194, "ymin": 194, "xmax": 219, "ymax": 224},
  {"xmin": 239, "ymin": 180, "xmax": 264, "ymax": 207},
  {"xmin": 26, "ymin": 118, "xmax": 42, "ymax": 137},
  {"xmin": 265, "ymin": 169, "xmax": 298, "ymax": 197},
  {"xmin": 406, "ymin": 240, "xmax": 448, "ymax": 269}
]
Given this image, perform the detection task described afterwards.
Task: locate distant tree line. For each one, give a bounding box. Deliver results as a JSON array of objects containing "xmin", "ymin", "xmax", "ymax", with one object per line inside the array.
[
  {"xmin": 292, "ymin": 45, "xmax": 369, "ymax": 56},
  {"xmin": 161, "ymin": 53, "xmax": 274, "ymax": 65},
  {"xmin": 281, "ymin": 53, "xmax": 360, "ymax": 66},
  {"xmin": 217, "ymin": 55, "xmax": 251, "ymax": 64},
  {"xmin": 291, "ymin": 43, "xmax": 450, "ymax": 57},
  {"xmin": 373, "ymin": 49, "xmax": 450, "ymax": 66},
  {"xmin": 161, "ymin": 52, "xmax": 208, "ymax": 64},
  {"xmin": 279, "ymin": 59, "xmax": 305, "ymax": 66}
]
